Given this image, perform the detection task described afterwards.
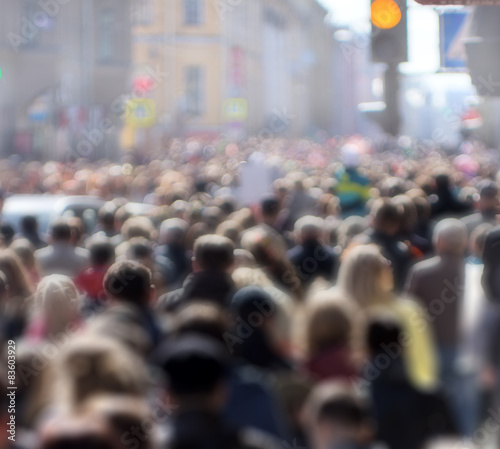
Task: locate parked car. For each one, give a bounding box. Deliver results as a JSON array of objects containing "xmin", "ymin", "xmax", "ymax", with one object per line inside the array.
[{"xmin": 2, "ymin": 195, "xmax": 105, "ymax": 237}]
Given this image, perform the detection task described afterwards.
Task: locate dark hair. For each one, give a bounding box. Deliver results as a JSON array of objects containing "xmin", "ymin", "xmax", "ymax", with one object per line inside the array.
[
  {"xmin": 155, "ymin": 335, "xmax": 229, "ymax": 396},
  {"xmin": 103, "ymin": 260, "xmax": 152, "ymax": 306},
  {"xmin": 98, "ymin": 205, "xmax": 116, "ymax": 228},
  {"xmin": 41, "ymin": 435, "xmax": 117, "ymax": 449},
  {"xmin": 194, "ymin": 234, "xmax": 234, "ymax": 271},
  {"xmin": 89, "ymin": 240, "xmax": 115, "ymax": 266},
  {"xmin": 175, "ymin": 302, "xmax": 230, "ymax": 344},
  {"xmin": 261, "ymin": 195, "xmax": 280, "ymax": 216},
  {"xmin": 318, "ymin": 393, "xmax": 367, "ymax": 428},
  {"xmin": 128, "ymin": 237, "xmax": 153, "ymax": 260},
  {"xmin": 50, "ymin": 219, "xmax": 72, "ymax": 241},
  {"xmin": 306, "ymin": 382, "xmax": 369, "ymax": 431},
  {"xmin": 21, "ymin": 215, "xmax": 38, "ymax": 233},
  {"xmin": 371, "ymin": 198, "xmax": 402, "ymax": 228}
]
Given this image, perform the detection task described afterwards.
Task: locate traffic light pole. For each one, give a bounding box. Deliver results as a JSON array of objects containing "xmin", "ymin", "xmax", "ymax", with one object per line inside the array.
[{"xmin": 384, "ymin": 63, "xmax": 401, "ymax": 136}]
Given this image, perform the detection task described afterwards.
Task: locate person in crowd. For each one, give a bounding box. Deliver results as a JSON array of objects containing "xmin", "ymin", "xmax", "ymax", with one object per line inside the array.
[
  {"xmin": 37, "ymin": 413, "xmax": 128, "ymax": 449},
  {"xmin": 157, "ymin": 234, "xmax": 236, "ymax": 313},
  {"xmin": 430, "ymin": 172, "xmax": 471, "ymax": 219},
  {"xmin": 155, "ymin": 217, "xmax": 192, "ymax": 289},
  {"xmin": 365, "ymin": 316, "xmax": 457, "ymax": 449},
  {"xmin": 74, "ymin": 238, "xmax": 115, "ymax": 306},
  {"xmin": 357, "ymin": 198, "xmax": 412, "ymax": 290},
  {"xmin": 337, "ymin": 244, "xmax": 438, "ymax": 391},
  {"xmin": 229, "ymin": 286, "xmax": 292, "ymax": 373},
  {"xmin": 96, "ymin": 204, "xmax": 119, "ymax": 238},
  {"xmin": 0, "ymin": 249, "xmax": 34, "ymax": 339},
  {"xmin": 19, "ymin": 215, "xmax": 47, "ymax": 249},
  {"xmin": 86, "ymin": 260, "xmax": 161, "ymax": 355},
  {"xmin": 25, "ymin": 274, "xmax": 81, "ymax": 342},
  {"xmin": 302, "ymin": 381, "xmax": 376, "ymax": 449},
  {"xmin": 154, "ymin": 333, "xmax": 282, "ymax": 449},
  {"xmin": 404, "ymin": 219, "xmax": 468, "ymax": 434},
  {"xmin": 300, "ymin": 290, "xmax": 358, "ymax": 382},
  {"xmin": 241, "ymin": 225, "xmax": 303, "ymax": 299},
  {"xmin": 10, "ymin": 238, "xmax": 42, "ymax": 285},
  {"xmin": 335, "ymin": 144, "xmax": 371, "ymax": 217},
  {"xmin": 173, "ymin": 301, "xmax": 290, "ymax": 440},
  {"xmin": 35, "ymin": 219, "xmax": 89, "ymax": 277},
  {"xmin": 287, "ymin": 216, "xmax": 338, "ymax": 291},
  {"xmin": 392, "ymin": 194, "xmax": 431, "ymax": 257},
  {"xmin": 461, "ymin": 179, "xmax": 499, "ymax": 234}
]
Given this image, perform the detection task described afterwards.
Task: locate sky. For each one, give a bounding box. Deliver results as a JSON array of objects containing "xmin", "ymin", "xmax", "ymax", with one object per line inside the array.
[{"xmin": 317, "ymin": 0, "xmax": 442, "ymax": 74}]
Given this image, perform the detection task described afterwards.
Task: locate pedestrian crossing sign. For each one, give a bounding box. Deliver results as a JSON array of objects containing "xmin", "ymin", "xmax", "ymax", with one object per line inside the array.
[
  {"xmin": 224, "ymin": 98, "xmax": 247, "ymax": 121},
  {"xmin": 126, "ymin": 99, "xmax": 156, "ymax": 128}
]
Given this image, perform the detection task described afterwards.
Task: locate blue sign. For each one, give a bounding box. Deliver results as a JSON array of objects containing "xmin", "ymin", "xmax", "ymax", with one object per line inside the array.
[{"xmin": 440, "ymin": 11, "xmax": 468, "ymax": 69}]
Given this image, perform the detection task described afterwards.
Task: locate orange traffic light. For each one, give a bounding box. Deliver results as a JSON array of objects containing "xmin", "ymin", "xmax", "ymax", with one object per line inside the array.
[{"xmin": 371, "ymin": 0, "xmax": 402, "ymax": 29}]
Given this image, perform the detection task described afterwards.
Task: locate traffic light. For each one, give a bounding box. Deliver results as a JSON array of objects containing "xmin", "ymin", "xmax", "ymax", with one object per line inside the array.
[{"xmin": 371, "ymin": 0, "xmax": 408, "ymax": 64}]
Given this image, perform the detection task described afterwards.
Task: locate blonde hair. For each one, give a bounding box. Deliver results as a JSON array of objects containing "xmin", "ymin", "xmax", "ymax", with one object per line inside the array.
[
  {"xmin": 337, "ymin": 245, "xmax": 389, "ymax": 308},
  {"xmin": 57, "ymin": 336, "xmax": 147, "ymax": 407},
  {"xmin": 303, "ymin": 290, "xmax": 355, "ymax": 356},
  {"xmin": 35, "ymin": 275, "xmax": 79, "ymax": 337}
]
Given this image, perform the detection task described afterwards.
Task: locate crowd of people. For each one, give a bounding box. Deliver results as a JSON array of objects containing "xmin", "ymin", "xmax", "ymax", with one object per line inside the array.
[{"xmin": 1, "ymin": 136, "xmax": 499, "ymax": 449}]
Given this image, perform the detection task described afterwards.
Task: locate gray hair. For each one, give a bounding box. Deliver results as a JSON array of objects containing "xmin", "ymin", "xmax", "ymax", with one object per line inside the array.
[
  {"xmin": 432, "ymin": 219, "xmax": 468, "ymax": 254},
  {"xmin": 159, "ymin": 218, "xmax": 188, "ymax": 245}
]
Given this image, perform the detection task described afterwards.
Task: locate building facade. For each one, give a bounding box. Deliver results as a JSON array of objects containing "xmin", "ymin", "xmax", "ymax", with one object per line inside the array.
[
  {"xmin": 0, "ymin": 0, "xmax": 133, "ymax": 160},
  {"xmin": 130, "ymin": 0, "xmax": 336, "ymax": 149}
]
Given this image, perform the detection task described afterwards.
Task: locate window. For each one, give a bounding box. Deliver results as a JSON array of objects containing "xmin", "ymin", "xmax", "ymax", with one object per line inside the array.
[
  {"xmin": 185, "ymin": 66, "xmax": 205, "ymax": 115},
  {"xmin": 98, "ymin": 8, "xmax": 115, "ymax": 63},
  {"xmin": 184, "ymin": 0, "xmax": 203, "ymax": 26},
  {"xmin": 133, "ymin": 0, "xmax": 153, "ymax": 25}
]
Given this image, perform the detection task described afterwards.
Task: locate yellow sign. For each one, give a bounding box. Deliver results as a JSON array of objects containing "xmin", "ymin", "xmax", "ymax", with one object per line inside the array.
[
  {"xmin": 224, "ymin": 98, "xmax": 248, "ymax": 121},
  {"xmin": 126, "ymin": 99, "xmax": 156, "ymax": 128},
  {"xmin": 371, "ymin": 0, "xmax": 402, "ymax": 29}
]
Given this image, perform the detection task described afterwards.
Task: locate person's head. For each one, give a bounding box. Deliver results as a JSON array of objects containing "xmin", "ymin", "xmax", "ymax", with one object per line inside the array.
[
  {"xmin": 153, "ymin": 334, "xmax": 230, "ymax": 411},
  {"xmin": 477, "ymin": 179, "xmax": 499, "ymax": 213},
  {"xmin": 126, "ymin": 237, "xmax": 155, "ymax": 269},
  {"xmin": 58, "ymin": 336, "xmax": 147, "ymax": 407},
  {"xmin": 216, "ymin": 220, "xmax": 243, "ymax": 245},
  {"xmin": 81, "ymin": 396, "xmax": 152, "ymax": 449},
  {"xmin": 303, "ymin": 382, "xmax": 373, "ymax": 449},
  {"xmin": 121, "ymin": 216, "xmax": 155, "ymax": 241},
  {"xmin": 303, "ymin": 290, "xmax": 354, "ymax": 356},
  {"xmin": 159, "ymin": 218, "xmax": 188, "ymax": 246},
  {"xmin": 35, "ymin": 275, "xmax": 79, "ymax": 336},
  {"xmin": 21, "ymin": 215, "xmax": 39, "ymax": 234},
  {"xmin": 261, "ymin": 194, "xmax": 280, "ymax": 225},
  {"xmin": 391, "ymin": 195, "xmax": 417, "ymax": 233},
  {"xmin": 174, "ymin": 301, "xmax": 230, "ymax": 345},
  {"xmin": 49, "ymin": 219, "xmax": 72, "ymax": 243},
  {"xmin": 98, "ymin": 205, "xmax": 117, "ymax": 234},
  {"xmin": 337, "ymin": 245, "xmax": 393, "ymax": 308},
  {"xmin": 38, "ymin": 414, "xmax": 122, "ymax": 449},
  {"xmin": 103, "ymin": 260, "xmax": 153, "ymax": 307},
  {"xmin": 87, "ymin": 238, "xmax": 115, "ymax": 267},
  {"xmin": 433, "ymin": 218, "xmax": 468, "ymax": 256},
  {"xmin": 0, "ymin": 249, "xmax": 33, "ymax": 298},
  {"xmin": 337, "ymin": 216, "xmax": 368, "ymax": 249},
  {"xmin": 294, "ymin": 215, "xmax": 324, "ymax": 244},
  {"xmin": 0, "ymin": 223, "xmax": 15, "ymax": 247},
  {"xmin": 370, "ymin": 198, "xmax": 402, "ymax": 236},
  {"xmin": 192, "ymin": 234, "xmax": 235, "ymax": 273}
]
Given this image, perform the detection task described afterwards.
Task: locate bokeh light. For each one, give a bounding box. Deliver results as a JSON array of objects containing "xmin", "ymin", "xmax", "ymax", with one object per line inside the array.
[{"xmin": 371, "ymin": 0, "xmax": 402, "ymax": 29}]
